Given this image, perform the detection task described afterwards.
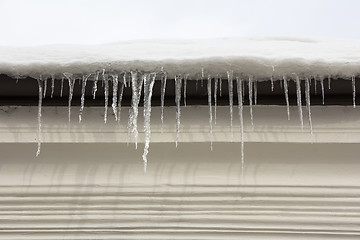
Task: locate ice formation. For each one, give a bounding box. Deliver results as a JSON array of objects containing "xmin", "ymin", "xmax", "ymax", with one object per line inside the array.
[{"xmin": 1, "ymin": 37, "xmax": 360, "ymax": 169}]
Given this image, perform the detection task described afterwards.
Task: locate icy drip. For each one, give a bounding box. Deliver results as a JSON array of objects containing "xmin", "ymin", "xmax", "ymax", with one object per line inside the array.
[
  {"xmin": 129, "ymin": 71, "xmax": 144, "ymax": 149},
  {"xmin": 63, "ymin": 73, "xmax": 76, "ymax": 124},
  {"xmin": 175, "ymin": 75, "xmax": 182, "ymax": 147},
  {"xmin": 352, "ymin": 76, "xmax": 356, "ymax": 108},
  {"xmin": 227, "ymin": 71, "xmax": 234, "ymax": 140},
  {"xmin": 117, "ymin": 77, "xmax": 125, "ymax": 123},
  {"xmin": 248, "ymin": 76, "xmax": 254, "ymax": 125},
  {"xmin": 270, "ymin": 76, "xmax": 274, "ymax": 91},
  {"xmin": 214, "ymin": 77, "xmax": 218, "ymax": 124},
  {"xmin": 305, "ymin": 77, "xmax": 313, "ymax": 134},
  {"xmin": 254, "ymin": 80, "xmax": 258, "ymax": 105},
  {"xmin": 328, "ymin": 76, "xmax": 331, "ymax": 89},
  {"xmin": 111, "ymin": 75, "xmax": 119, "ymax": 121},
  {"xmin": 207, "ymin": 75, "xmax": 213, "ymax": 150},
  {"xmin": 184, "ymin": 75, "xmax": 188, "ymax": 107},
  {"xmin": 43, "ymin": 77, "xmax": 47, "ymax": 98},
  {"xmin": 236, "ymin": 78, "xmax": 244, "ymax": 172},
  {"xmin": 60, "ymin": 77, "xmax": 64, "ymax": 98},
  {"xmin": 295, "ymin": 76, "xmax": 304, "ymax": 130},
  {"xmin": 79, "ymin": 74, "xmax": 90, "ymax": 123},
  {"xmin": 50, "ymin": 75, "xmax": 55, "ymax": 98},
  {"xmin": 142, "ymin": 73, "xmax": 156, "ymax": 172},
  {"xmin": 103, "ymin": 70, "xmax": 109, "ymax": 123},
  {"xmin": 283, "ymin": 76, "xmax": 290, "ymax": 120},
  {"xmin": 36, "ymin": 77, "xmax": 43, "ymax": 157},
  {"xmin": 92, "ymin": 71, "xmax": 99, "ymax": 99},
  {"xmin": 320, "ymin": 77, "xmax": 325, "ymax": 104},
  {"xmin": 160, "ymin": 73, "xmax": 167, "ymax": 127}
]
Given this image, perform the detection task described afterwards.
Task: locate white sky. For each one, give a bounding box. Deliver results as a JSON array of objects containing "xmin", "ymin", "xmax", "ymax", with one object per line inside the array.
[{"xmin": 0, "ymin": 0, "xmax": 359, "ymax": 46}]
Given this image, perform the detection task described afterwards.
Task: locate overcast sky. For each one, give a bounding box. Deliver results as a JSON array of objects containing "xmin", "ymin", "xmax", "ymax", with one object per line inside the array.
[{"xmin": 0, "ymin": 0, "xmax": 359, "ymax": 46}]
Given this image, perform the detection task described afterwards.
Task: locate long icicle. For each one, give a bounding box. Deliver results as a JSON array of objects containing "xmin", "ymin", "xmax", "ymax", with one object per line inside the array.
[
  {"xmin": 79, "ymin": 74, "xmax": 90, "ymax": 123},
  {"xmin": 236, "ymin": 77, "xmax": 244, "ymax": 173},
  {"xmin": 214, "ymin": 76, "xmax": 218, "ymax": 124},
  {"xmin": 103, "ymin": 70, "xmax": 109, "ymax": 123},
  {"xmin": 43, "ymin": 77, "xmax": 47, "ymax": 98},
  {"xmin": 295, "ymin": 76, "xmax": 304, "ymax": 130},
  {"xmin": 130, "ymin": 71, "xmax": 144, "ymax": 149},
  {"xmin": 111, "ymin": 74, "xmax": 119, "ymax": 121},
  {"xmin": 227, "ymin": 71, "xmax": 234, "ymax": 140},
  {"xmin": 92, "ymin": 71, "xmax": 99, "ymax": 99},
  {"xmin": 248, "ymin": 76, "xmax": 254, "ymax": 125},
  {"xmin": 207, "ymin": 75, "xmax": 213, "ymax": 150},
  {"xmin": 160, "ymin": 73, "xmax": 167, "ymax": 128},
  {"xmin": 352, "ymin": 76, "xmax": 356, "ymax": 108},
  {"xmin": 320, "ymin": 77, "xmax": 325, "ymax": 105},
  {"xmin": 142, "ymin": 73, "xmax": 156, "ymax": 172},
  {"xmin": 175, "ymin": 75, "xmax": 182, "ymax": 147},
  {"xmin": 63, "ymin": 73, "xmax": 75, "ymax": 124},
  {"xmin": 283, "ymin": 76, "xmax": 290, "ymax": 120},
  {"xmin": 36, "ymin": 77, "xmax": 43, "ymax": 157},
  {"xmin": 305, "ymin": 77, "xmax": 313, "ymax": 134},
  {"xmin": 50, "ymin": 75, "xmax": 55, "ymax": 98},
  {"xmin": 117, "ymin": 75, "xmax": 125, "ymax": 123}
]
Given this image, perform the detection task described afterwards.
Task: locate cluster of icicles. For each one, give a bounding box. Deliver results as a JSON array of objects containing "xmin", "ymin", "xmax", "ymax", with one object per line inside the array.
[{"xmin": 34, "ymin": 69, "xmax": 357, "ymax": 172}]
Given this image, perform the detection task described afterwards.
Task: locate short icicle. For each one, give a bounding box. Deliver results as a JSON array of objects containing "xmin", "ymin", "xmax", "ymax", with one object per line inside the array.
[
  {"xmin": 92, "ymin": 71, "xmax": 100, "ymax": 99},
  {"xmin": 254, "ymin": 80, "xmax": 258, "ymax": 105},
  {"xmin": 328, "ymin": 76, "xmax": 331, "ymax": 89},
  {"xmin": 36, "ymin": 77, "xmax": 43, "ymax": 157},
  {"xmin": 270, "ymin": 76, "xmax": 274, "ymax": 92},
  {"xmin": 207, "ymin": 75, "xmax": 213, "ymax": 150},
  {"xmin": 111, "ymin": 74, "xmax": 119, "ymax": 121},
  {"xmin": 63, "ymin": 73, "xmax": 76, "ymax": 124},
  {"xmin": 248, "ymin": 76, "xmax": 254, "ymax": 125},
  {"xmin": 219, "ymin": 76, "xmax": 222, "ymax": 97},
  {"xmin": 160, "ymin": 73, "xmax": 167, "ymax": 128},
  {"xmin": 236, "ymin": 77, "xmax": 245, "ymax": 173},
  {"xmin": 130, "ymin": 71, "xmax": 144, "ymax": 149},
  {"xmin": 50, "ymin": 75, "xmax": 55, "ymax": 98},
  {"xmin": 103, "ymin": 70, "xmax": 109, "ymax": 123},
  {"xmin": 79, "ymin": 74, "xmax": 90, "ymax": 123},
  {"xmin": 60, "ymin": 77, "xmax": 64, "ymax": 98},
  {"xmin": 283, "ymin": 76, "xmax": 290, "ymax": 120},
  {"xmin": 175, "ymin": 75, "xmax": 182, "ymax": 147},
  {"xmin": 142, "ymin": 73, "xmax": 156, "ymax": 172},
  {"xmin": 320, "ymin": 77, "xmax": 325, "ymax": 105},
  {"xmin": 305, "ymin": 77, "xmax": 313, "ymax": 134},
  {"xmin": 183, "ymin": 74, "xmax": 188, "ymax": 107},
  {"xmin": 214, "ymin": 77, "xmax": 218, "ymax": 124},
  {"xmin": 352, "ymin": 76, "xmax": 356, "ymax": 108},
  {"xmin": 227, "ymin": 71, "xmax": 234, "ymax": 140},
  {"xmin": 295, "ymin": 76, "xmax": 304, "ymax": 130},
  {"xmin": 43, "ymin": 77, "xmax": 47, "ymax": 98}
]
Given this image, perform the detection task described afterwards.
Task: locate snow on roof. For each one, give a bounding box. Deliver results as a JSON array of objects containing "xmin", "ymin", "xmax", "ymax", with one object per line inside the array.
[{"xmin": 1, "ymin": 37, "xmax": 360, "ymax": 80}]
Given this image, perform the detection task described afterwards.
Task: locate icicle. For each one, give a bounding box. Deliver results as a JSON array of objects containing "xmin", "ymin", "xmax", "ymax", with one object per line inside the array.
[
  {"xmin": 195, "ymin": 80, "xmax": 198, "ymax": 92},
  {"xmin": 320, "ymin": 77, "xmax": 325, "ymax": 105},
  {"xmin": 175, "ymin": 75, "xmax": 182, "ymax": 147},
  {"xmin": 270, "ymin": 76, "xmax": 274, "ymax": 92},
  {"xmin": 352, "ymin": 76, "xmax": 356, "ymax": 108},
  {"xmin": 142, "ymin": 73, "xmax": 156, "ymax": 172},
  {"xmin": 219, "ymin": 76, "xmax": 222, "ymax": 97},
  {"xmin": 236, "ymin": 77, "xmax": 244, "ymax": 172},
  {"xmin": 43, "ymin": 77, "xmax": 47, "ymax": 98},
  {"xmin": 103, "ymin": 70, "xmax": 109, "ymax": 123},
  {"xmin": 214, "ymin": 77, "xmax": 218, "ymax": 124},
  {"xmin": 207, "ymin": 75, "xmax": 213, "ymax": 150},
  {"xmin": 183, "ymin": 75, "xmax": 187, "ymax": 107},
  {"xmin": 283, "ymin": 76, "xmax": 290, "ymax": 120},
  {"xmin": 79, "ymin": 74, "xmax": 90, "ymax": 123},
  {"xmin": 50, "ymin": 75, "xmax": 55, "ymax": 98},
  {"xmin": 63, "ymin": 73, "xmax": 76, "ymax": 124},
  {"xmin": 60, "ymin": 77, "xmax": 64, "ymax": 98},
  {"xmin": 254, "ymin": 80, "xmax": 258, "ymax": 105},
  {"xmin": 92, "ymin": 71, "xmax": 99, "ymax": 99},
  {"xmin": 160, "ymin": 73, "xmax": 167, "ymax": 127},
  {"xmin": 305, "ymin": 77, "xmax": 313, "ymax": 134},
  {"xmin": 111, "ymin": 74, "xmax": 119, "ymax": 121},
  {"xmin": 328, "ymin": 76, "xmax": 331, "ymax": 90},
  {"xmin": 117, "ymin": 76, "xmax": 125, "ymax": 123},
  {"xmin": 248, "ymin": 76, "xmax": 254, "ymax": 125},
  {"xmin": 227, "ymin": 71, "xmax": 234, "ymax": 140},
  {"xmin": 36, "ymin": 77, "xmax": 43, "ymax": 157},
  {"xmin": 295, "ymin": 76, "xmax": 304, "ymax": 130},
  {"xmin": 129, "ymin": 71, "xmax": 144, "ymax": 149},
  {"xmin": 314, "ymin": 76, "xmax": 317, "ymax": 95}
]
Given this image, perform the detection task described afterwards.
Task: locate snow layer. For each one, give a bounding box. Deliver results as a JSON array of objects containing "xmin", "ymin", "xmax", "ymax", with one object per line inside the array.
[{"xmin": 1, "ymin": 37, "xmax": 360, "ymax": 80}]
